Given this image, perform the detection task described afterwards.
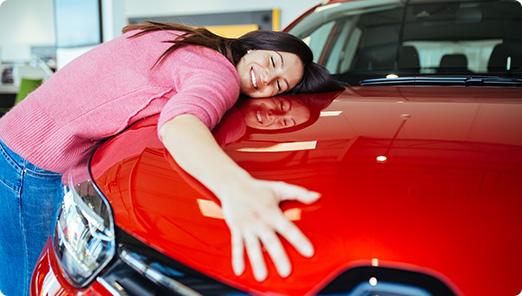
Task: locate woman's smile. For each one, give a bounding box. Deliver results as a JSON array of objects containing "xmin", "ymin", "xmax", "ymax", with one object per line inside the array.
[
  {"xmin": 237, "ymin": 50, "xmax": 304, "ymax": 98},
  {"xmin": 255, "ymin": 108, "xmax": 271, "ymax": 125}
]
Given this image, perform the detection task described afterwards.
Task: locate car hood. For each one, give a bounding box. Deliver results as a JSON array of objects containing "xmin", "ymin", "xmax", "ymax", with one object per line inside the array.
[{"xmin": 90, "ymin": 86, "xmax": 522, "ymax": 295}]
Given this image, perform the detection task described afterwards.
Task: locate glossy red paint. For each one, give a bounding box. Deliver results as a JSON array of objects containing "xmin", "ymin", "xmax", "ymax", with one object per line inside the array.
[
  {"xmin": 82, "ymin": 86, "xmax": 522, "ymax": 295},
  {"xmin": 31, "ymin": 240, "xmax": 112, "ymax": 296}
]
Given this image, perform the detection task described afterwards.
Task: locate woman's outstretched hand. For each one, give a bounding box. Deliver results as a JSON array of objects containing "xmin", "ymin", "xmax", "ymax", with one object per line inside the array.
[
  {"xmin": 219, "ymin": 179, "xmax": 320, "ymax": 282},
  {"xmin": 160, "ymin": 114, "xmax": 320, "ymax": 281}
]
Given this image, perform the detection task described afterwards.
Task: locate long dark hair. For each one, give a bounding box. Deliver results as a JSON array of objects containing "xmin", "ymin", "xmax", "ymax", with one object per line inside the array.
[{"xmin": 122, "ymin": 22, "xmax": 344, "ymax": 94}]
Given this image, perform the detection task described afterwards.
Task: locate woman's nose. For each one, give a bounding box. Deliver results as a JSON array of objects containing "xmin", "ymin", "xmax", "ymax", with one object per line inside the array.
[{"xmin": 261, "ymin": 70, "xmax": 276, "ymax": 86}]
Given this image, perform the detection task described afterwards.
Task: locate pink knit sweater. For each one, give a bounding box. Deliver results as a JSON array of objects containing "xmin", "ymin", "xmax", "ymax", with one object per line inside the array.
[{"xmin": 0, "ymin": 30, "xmax": 241, "ymax": 173}]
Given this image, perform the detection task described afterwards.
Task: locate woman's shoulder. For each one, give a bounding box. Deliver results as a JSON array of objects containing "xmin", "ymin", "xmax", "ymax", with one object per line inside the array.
[
  {"xmin": 121, "ymin": 29, "xmax": 240, "ymax": 86},
  {"xmin": 159, "ymin": 40, "xmax": 238, "ymax": 78},
  {"xmin": 177, "ymin": 45, "xmax": 231, "ymax": 65}
]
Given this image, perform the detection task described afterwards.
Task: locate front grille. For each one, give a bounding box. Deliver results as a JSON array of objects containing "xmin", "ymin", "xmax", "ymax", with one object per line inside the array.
[
  {"xmin": 97, "ymin": 229, "xmax": 457, "ymax": 296},
  {"xmin": 98, "ymin": 228, "xmax": 246, "ymax": 296}
]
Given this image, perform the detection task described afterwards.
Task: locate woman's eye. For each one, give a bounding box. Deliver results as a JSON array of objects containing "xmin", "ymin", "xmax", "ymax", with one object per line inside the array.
[
  {"xmin": 276, "ymin": 80, "xmax": 281, "ymax": 92},
  {"xmin": 270, "ymin": 56, "xmax": 276, "ymax": 67}
]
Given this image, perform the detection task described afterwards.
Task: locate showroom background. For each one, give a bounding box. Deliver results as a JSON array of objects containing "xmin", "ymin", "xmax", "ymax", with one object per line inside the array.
[{"xmin": 0, "ymin": 0, "xmax": 322, "ymax": 64}]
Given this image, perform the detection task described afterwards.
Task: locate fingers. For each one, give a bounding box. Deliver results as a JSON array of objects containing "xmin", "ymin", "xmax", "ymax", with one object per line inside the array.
[
  {"xmin": 269, "ymin": 182, "xmax": 316, "ymax": 258},
  {"xmin": 269, "ymin": 181, "xmax": 321, "ymax": 204},
  {"xmin": 235, "ymin": 216, "xmax": 312, "ymax": 282},
  {"xmin": 232, "ymin": 224, "xmax": 293, "ymax": 281},
  {"xmin": 231, "ymin": 228, "xmax": 245, "ymax": 276},
  {"xmin": 224, "ymin": 180, "xmax": 319, "ymax": 282},
  {"xmin": 244, "ymin": 232, "xmax": 267, "ymax": 281},
  {"xmin": 257, "ymin": 226, "xmax": 291, "ymax": 278},
  {"xmin": 272, "ymin": 210, "xmax": 314, "ymax": 258}
]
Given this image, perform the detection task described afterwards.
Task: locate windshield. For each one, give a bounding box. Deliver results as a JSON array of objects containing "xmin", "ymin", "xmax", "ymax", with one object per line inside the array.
[{"xmin": 288, "ymin": 0, "xmax": 522, "ymax": 85}]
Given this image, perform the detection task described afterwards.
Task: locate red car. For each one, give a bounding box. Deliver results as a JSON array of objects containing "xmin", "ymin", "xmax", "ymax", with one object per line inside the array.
[{"xmin": 32, "ymin": 0, "xmax": 522, "ymax": 295}]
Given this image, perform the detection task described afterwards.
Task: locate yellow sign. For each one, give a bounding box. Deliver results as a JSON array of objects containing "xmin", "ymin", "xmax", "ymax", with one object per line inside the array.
[{"xmin": 205, "ymin": 24, "xmax": 260, "ymax": 38}]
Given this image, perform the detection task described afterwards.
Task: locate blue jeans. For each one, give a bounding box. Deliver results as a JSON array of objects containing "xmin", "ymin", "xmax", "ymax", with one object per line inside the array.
[{"xmin": 0, "ymin": 140, "xmax": 63, "ymax": 296}]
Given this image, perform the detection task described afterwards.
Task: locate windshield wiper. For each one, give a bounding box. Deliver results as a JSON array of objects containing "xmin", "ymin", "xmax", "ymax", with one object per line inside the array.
[{"xmin": 360, "ymin": 76, "xmax": 522, "ymax": 86}]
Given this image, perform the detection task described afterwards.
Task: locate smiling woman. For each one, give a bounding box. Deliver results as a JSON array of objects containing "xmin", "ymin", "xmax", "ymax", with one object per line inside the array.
[
  {"xmin": 0, "ymin": 21, "xmax": 343, "ymax": 294},
  {"xmin": 236, "ymin": 50, "xmax": 305, "ymax": 97}
]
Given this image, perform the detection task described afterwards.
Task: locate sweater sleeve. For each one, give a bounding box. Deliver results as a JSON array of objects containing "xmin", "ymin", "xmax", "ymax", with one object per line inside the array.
[{"xmin": 157, "ymin": 51, "xmax": 241, "ymax": 135}]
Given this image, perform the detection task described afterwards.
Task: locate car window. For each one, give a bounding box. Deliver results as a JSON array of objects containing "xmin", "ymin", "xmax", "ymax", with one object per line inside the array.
[
  {"xmin": 402, "ymin": 39, "xmax": 502, "ymax": 74},
  {"xmin": 289, "ymin": 0, "xmax": 522, "ymax": 85},
  {"xmin": 302, "ymin": 21, "xmax": 335, "ymax": 61}
]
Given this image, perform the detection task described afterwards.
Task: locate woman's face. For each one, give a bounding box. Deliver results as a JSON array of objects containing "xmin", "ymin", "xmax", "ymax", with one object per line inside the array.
[
  {"xmin": 236, "ymin": 49, "xmax": 305, "ymax": 98},
  {"xmin": 240, "ymin": 97, "xmax": 311, "ymax": 130}
]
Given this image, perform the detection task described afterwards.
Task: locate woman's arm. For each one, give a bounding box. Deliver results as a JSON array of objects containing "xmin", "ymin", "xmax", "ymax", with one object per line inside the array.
[{"xmin": 159, "ymin": 114, "xmax": 320, "ymax": 281}]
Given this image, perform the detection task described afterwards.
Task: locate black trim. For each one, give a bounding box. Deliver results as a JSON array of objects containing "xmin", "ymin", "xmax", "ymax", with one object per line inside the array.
[
  {"xmin": 360, "ymin": 76, "xmax": 522, "ymax": 86},
  {"xmin": 98, "ymin": 228, "xmax": 247, "ymax": 295},
  {"xmin": 98, "ymin": 0, "xmax": 104, "ymax": 43},
  {"xmin": 318, "ymin": 266, "xmax": 456, "ymax": 295}
]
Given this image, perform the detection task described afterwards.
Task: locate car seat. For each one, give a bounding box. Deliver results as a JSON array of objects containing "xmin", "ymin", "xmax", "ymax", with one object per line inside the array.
[
  {"xmin": 488, "ymin": 43, "xmax": 522, "ymax": 73},
  {"xmin": 438, "ymin": 54, "xmax": 470, "ymax": 74},
  {"xmin": 398, "ymin": 45, "xmax": 420, "ymax": 73}
]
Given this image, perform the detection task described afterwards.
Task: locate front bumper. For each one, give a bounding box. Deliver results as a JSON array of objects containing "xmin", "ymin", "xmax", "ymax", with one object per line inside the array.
[
  {"xmin": 31, "ymin": 230, "xmax": 246, "ymax": 296},
  {"xmin": 31, "ymin": 231, "xmax": 458, "ymax": 296}
]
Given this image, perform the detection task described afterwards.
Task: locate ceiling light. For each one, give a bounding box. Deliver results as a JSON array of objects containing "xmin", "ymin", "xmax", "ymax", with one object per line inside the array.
[
  {"xmin": 376, "ymin": 155, "xmax": 387, "ymax": 163},
  {"xmin": 197, "ymin": 199, "xmax": 301, "ymax": 220},
  {"xmin": 237, "ymin": 141, "xmax": 317, "ymax": 152},
  {"xmin": 320, "ymin": 111, "xmax": 343, "ymax": 117}
]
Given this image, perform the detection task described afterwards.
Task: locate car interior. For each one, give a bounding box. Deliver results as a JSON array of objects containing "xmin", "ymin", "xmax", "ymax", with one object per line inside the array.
[{"xmin": 290, "ymin": 0, "xmax": 522, "ymax": 85}]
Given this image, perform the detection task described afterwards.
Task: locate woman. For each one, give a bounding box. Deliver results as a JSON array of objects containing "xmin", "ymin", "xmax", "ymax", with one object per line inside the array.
[{"xmin": 0, "ymin": 22, "xmax": 342, "ymax": 294}]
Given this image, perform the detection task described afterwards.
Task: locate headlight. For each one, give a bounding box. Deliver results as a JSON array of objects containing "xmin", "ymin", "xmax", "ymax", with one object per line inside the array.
[{"xmin": 52, "ymin": 177, "xmax": 115, "ymax": 287}]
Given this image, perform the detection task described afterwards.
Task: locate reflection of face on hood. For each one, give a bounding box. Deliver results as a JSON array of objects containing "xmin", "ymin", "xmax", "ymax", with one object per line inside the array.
[
  {"xmin": 213, "ymin": 91, "xmax": 342, "ymax": 146},
  {"xmin": 239, "ymin": 97, "xmax": 311, "ymax": 130}
]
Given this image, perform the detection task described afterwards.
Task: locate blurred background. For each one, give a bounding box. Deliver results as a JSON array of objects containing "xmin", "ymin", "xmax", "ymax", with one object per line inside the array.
[{"xmin": 0, "ymin": 0, "xmax": 320, "ymax": 111}]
